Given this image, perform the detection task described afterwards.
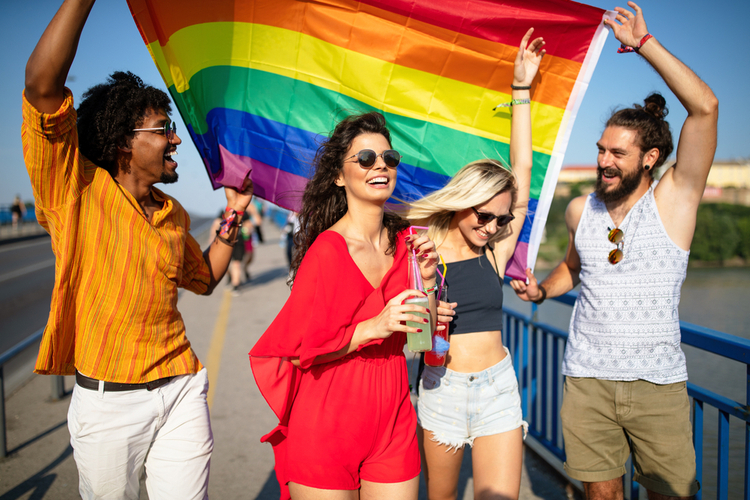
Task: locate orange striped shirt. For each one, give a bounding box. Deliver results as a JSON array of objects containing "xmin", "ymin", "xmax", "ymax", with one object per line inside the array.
[{"xmin": 22, "ymin": 89, "xmax": 211, "ymax": 383}]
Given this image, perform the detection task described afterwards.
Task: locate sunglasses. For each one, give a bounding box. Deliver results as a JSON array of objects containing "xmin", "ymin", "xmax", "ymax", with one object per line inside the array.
[
  {"xmin": 132, "ymin": 121, "xmax": 177, "ymax": 140},
  {"xmin": 471, "ymin": 207, "xmax": 515, "ymax": 227},
  {"xmin": 607, "ymin": 227, "xmax": 624, "ymax": 265},
  {"xmin": 344, "ymin": 149, "xmax": 401, "ymax": 169}
]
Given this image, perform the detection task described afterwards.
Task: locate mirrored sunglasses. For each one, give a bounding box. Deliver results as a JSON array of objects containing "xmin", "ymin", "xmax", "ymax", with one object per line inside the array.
[
  {"xmin": 471, "ymin": 207, "xmax": 515, "ymax": 227},
  {"xmin": 132, "ymin": 121, "xmax": 177, "ymax": 140},
  {"xmin": 607, "ymin": 227, "xmax": 624, "ymax": 265},
  {"xmin": 344, "ymin": 149, "xmax": 401, "ymax": 169}
]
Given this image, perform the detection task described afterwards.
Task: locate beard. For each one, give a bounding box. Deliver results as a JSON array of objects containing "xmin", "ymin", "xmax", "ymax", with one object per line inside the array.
[
  {"xmin": 160, "ymin": 171, "xmax": 179, "ymax": 184},
  {"xmin": 594, "ymin": 166, "xmax": 643, "ymax": 203}
]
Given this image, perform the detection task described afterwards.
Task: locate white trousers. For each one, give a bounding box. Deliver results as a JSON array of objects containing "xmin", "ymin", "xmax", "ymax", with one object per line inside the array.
[{"xmin": 68, "ymin": 368, "xmax": 213, "ymax": 500}]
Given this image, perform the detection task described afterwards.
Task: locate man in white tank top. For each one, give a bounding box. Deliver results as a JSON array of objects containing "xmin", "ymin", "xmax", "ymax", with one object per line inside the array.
[{"xmin": 511, "ymin": 3, "xmax": 717, "ymax": 499}]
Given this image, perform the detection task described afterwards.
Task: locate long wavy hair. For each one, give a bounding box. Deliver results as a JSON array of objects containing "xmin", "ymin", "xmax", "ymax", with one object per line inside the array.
[
  {"xmin": 289, "ymin": 112, "xmax": 409, "ymax": 285},
  {"xmin": 405, "ymin": 159, "xmax": 518, "ymax": 249}
]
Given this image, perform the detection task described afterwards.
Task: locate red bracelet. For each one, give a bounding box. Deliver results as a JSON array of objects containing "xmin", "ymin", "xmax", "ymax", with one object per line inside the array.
[
  {"xmin": 219, "ymin": 207, "xmax": 244, "ymax": 236},
  {"xmin": 616, "ymin": 33, "xmax": 653, "ymax": 54},
  {"xmin": 225, "ymin": 206, "xmax": 245, "ymax": 218},
  {"xmin": 634, "ymin": 33, "xmax": 653, "ymax": 52}
]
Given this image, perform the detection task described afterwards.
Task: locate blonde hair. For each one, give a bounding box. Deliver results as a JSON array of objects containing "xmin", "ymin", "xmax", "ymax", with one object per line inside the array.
[{"xmin": 405, "ymin": 159, "xmax": 517, "ymax": 248}]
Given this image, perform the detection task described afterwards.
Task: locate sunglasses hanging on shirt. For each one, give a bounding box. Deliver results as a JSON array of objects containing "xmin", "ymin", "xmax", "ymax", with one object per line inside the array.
[{"xmin": 607, "ymin": 227, "xmax": 624, "ymax": 264}]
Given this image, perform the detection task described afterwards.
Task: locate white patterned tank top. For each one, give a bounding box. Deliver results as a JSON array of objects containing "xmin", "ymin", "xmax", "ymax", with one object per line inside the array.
[{"xmin": 562, "ymin": 185, "xmax": 690, "ymax": 383}]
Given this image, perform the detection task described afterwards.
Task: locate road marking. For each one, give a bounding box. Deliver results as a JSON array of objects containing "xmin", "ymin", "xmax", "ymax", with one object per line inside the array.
[
  {"xmin": 0, "ymin": 258, "xmax": 56, "ymax": 284},
  {"xmin": 0, "ymin": 238, "xmax": 50, "ymax": 254},
  {"xmin": 206, "ymin": 289, "xmax": 232, "ymax": 410}
]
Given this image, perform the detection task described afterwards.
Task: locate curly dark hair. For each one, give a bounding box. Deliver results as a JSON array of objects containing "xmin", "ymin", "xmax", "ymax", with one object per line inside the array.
[
  {"xmin": 289, "ymin": 111, "xmax": 409, "ymax": 285},
  {"xmin": 606, "ymin": 93, "xmax": 674, "ymax": 175},
  {"xmin": 76, "ymin": 71, "xmax": 172, "ymax": 177}
]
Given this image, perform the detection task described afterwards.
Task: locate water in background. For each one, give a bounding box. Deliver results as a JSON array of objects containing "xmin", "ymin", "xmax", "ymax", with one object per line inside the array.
[{"xmin": 503, "ymin": 266, "xmax": 750, "ymax": 499}]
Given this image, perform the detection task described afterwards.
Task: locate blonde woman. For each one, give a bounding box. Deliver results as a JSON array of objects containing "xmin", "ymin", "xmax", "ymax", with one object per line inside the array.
[{"xmin": 406, "ymin": 28, "xmax": 543, "ymax": 500}]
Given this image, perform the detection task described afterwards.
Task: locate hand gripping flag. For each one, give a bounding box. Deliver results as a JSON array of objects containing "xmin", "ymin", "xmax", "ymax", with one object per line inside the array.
[{"xmin": 127, "ymin": 0, "xmax": 613, "ymax": 279}]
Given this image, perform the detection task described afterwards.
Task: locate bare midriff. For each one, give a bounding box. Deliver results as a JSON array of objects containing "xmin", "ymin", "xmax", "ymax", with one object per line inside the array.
[{"xmin": 444, "ymin": 330, "xmax": 507, "ymax": 373}]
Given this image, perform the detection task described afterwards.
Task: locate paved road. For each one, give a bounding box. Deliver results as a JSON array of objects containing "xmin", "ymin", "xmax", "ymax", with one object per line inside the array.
[
  {"xmin": 0, "ymin": 220, "xmax": 578, "ymax": 499},
  {"xmin": 0, "ymin": 237, "xmax": 55, "ymax": 354}
]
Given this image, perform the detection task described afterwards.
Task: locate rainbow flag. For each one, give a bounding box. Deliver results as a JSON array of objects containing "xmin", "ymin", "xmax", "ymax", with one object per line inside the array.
[{"xmin": 127, "ymin": 0, "xmax": 612, "ymax": 279}]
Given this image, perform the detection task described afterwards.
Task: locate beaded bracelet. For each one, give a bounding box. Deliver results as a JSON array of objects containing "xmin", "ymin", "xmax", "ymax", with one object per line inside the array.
[{"xmin": 493, "ymin": 98, "xmax": 531, "ymax": 111}]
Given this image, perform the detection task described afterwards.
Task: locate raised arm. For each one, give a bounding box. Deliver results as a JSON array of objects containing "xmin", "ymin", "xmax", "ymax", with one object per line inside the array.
[
  {"xmin": 498, "ymin": 28, "xmax": 545, "ymax": 261},
  {"xmin": 605, "ymin": 2, "xmax": 718, "ymax": 247},
  {"xmin": 202, "ymin": 180, "xmax": 254, "ymax": 294},
  {"xmin": 25, "ymin": 0, "xmax": 96, "ymax": 113}
]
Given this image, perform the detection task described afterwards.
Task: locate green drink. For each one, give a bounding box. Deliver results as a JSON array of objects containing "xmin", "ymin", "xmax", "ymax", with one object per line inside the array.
[{"xmin": 405, "ymin": 296, "xmax": 432, "ymax": 352}]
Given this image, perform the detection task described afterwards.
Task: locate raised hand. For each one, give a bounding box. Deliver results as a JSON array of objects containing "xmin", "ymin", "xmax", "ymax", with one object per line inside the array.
[
  {"xmin": 509, "ymin": 268, "xmax": 543, "ymax": 303},
  {"xmin": 513, "ymin": 27, "xmax": 546, "ymax": 87},
  {"xmin": 604, "ymin": 1, "xmax": 649, "ymax": 48},
  {"xmin": 224, "ymin": 173, "xmax": 254, "ymax": 212}
]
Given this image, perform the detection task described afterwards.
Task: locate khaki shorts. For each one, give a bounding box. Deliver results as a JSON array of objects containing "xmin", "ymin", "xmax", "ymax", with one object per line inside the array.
[{"xmin": 560, "ymin": 377, "xmax": 700, "ymax": 497}]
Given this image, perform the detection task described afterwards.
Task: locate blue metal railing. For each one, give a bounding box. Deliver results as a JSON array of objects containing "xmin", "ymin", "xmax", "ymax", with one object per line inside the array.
[{"xmin": 503, "ymin": 285, "xmax": 750, "ymax": 499}]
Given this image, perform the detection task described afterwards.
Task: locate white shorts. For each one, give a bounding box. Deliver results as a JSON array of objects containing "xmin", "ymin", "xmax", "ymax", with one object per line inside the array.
[
  {"xmin": 68, "ymin": 368, "xmax": 213, "ymax": 500},
  {"xmin": 417, "ymin": 349, "xmax": 525, "ymax": 450}
]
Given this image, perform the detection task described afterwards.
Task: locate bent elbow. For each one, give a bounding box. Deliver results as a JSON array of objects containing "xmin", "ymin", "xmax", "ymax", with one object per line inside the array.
[{"xmin": 699, "ymin": 94, "xmax": 719, "ymax": 119}]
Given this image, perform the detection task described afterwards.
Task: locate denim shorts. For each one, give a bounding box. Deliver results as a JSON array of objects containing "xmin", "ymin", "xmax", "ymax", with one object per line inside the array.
[{"xmin": 417, "ymin": 349, "xmax": 525, "ymax": 450}]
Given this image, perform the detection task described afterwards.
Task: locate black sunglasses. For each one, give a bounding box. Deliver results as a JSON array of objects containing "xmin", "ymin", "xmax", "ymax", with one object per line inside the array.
[
  {"xmin": 344, "ymin": 149, "xmax": 401, "ymax": 169},
  {"xmin": 132, "ymin": 121, "xmax": 177, "ymax": 140},
  {"xmin": 472, "ymin": 207, "xmax": 515, "ymax": 226}
]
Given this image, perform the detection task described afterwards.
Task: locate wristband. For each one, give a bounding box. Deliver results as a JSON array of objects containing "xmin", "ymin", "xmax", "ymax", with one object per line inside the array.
[
  {"xmin": 617, "ymin": 33, "xmax": 653, "ymax": 54},
  {"xmin": 510, "ymin": 84, "xmax": 531, "ymax": 90},
  {"xmin": 225, "ymin": 206, "xmax": 245, "ymax": 218},
  {"xmin": 493, "ymin": 98, "xmax": 531, "ymax": 111},
  {"xmin": 635, "ymin": 33, "xmax": 653, "ymax": 52},
  {"xmin": 423, "ymin": 284, "xmax": 438, "ymax": 295},
  {"xmin": 532, "ymin": 284, "xmax": 547, "ymax": 305},
  {"xmin": 219, "ymin": 207, "xmax": 244, "ymax": 237}
]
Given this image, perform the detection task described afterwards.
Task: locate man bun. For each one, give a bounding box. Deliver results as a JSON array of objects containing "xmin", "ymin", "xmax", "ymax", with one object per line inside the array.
[{"xmin": 642, "ymin": 93, "xmax": 668, "ymax": 120}]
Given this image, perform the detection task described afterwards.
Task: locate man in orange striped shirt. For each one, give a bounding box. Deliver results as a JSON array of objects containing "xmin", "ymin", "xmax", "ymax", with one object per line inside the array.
[{"xmin": 22, "ymin": 0, "xmax": 253, "ymax": 498}]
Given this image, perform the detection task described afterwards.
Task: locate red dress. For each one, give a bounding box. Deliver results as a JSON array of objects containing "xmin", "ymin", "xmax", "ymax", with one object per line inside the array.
[{"xmin": 249, "ymin": 231, "xmax": 419, "ymax": 498}]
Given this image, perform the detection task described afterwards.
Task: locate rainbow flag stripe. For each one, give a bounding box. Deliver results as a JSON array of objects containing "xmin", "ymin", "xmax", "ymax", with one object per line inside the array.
[{"xmin": 127, "ymin": 0, "xmax": 612, "ymax": 278}]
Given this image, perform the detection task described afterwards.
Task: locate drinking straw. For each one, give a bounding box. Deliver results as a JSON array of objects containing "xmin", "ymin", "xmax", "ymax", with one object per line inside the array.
[
  {"xmin": 436, "ymin": 255, "xmax": 447, "ymax": 301},
  {"xmin": 407, "ymin": 226, "xmax": 425, "ymax": 290}
]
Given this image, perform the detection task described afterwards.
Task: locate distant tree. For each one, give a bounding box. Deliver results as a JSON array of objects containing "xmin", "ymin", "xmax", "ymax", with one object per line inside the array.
[
  {"xmin": 737, "ymin": 217, "xmax": 750, "ymax": 259},
  {"xmin": 691, "ymin": 204, "xmax": 743, "ymax": 263}
]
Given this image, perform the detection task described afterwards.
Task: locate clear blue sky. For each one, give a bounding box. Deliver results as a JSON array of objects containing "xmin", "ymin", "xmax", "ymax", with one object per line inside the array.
[{"xmin": 1, "ymin": 0, "xmax": 748, "ymax": 216}]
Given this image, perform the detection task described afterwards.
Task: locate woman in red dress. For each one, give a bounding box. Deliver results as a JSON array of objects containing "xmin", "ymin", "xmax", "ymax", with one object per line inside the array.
[{"xmin": 250, "ymin": 112, "xmax": 438, "ymax": 500}]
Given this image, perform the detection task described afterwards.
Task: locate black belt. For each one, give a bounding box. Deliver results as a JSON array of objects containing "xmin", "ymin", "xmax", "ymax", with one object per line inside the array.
[{"xmin": 75, "ymin": 371, "xmax": 175, "ymax": 392}]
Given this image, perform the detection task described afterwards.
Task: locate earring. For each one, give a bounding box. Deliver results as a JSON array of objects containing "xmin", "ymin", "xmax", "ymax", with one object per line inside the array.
[{"xmin": 644, "ymin": 164, "xmax": 651, "ymax": 171}]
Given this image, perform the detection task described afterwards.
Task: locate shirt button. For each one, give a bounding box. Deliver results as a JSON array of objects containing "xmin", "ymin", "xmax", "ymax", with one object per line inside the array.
[{"xmin": 469, "ymin": 376, "xmax": 475, "ymax": 381}]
